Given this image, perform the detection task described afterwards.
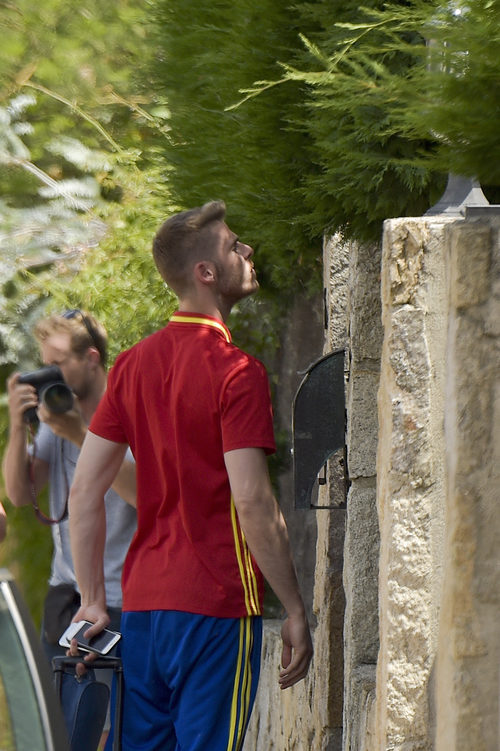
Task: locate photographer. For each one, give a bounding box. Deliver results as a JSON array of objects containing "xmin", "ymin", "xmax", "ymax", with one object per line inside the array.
[{"xmin": 2, "ymin": 310, "xmax": 137, "ymax": 663}]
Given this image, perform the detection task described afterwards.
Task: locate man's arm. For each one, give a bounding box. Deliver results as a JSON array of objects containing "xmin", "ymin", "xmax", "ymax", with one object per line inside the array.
[
  {"xmin": 68, "ymin": 431, "xmax": 127, "ymax": 640},
  {"xmin": 2, "ymin": 373, "xmax": 49, "ymax": 505},
  {"xmin": 224, "ymin": 447, "xmax": 313, "ymax": 689}
]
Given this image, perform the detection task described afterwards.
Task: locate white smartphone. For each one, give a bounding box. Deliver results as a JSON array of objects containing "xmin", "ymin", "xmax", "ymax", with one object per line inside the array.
[{"xmin": 59, "ymin": 620, "xmax": 121, "ymax": 655}]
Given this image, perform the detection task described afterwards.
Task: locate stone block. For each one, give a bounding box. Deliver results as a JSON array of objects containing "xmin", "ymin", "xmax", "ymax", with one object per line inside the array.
[
  {"xmin": 346, "ymin": 370, "xmax": 380, "ymax": 478},
  {"xmin": 389, "ymin": 306, "xmax": 431, "ymax": 397},
  {"xmin": 343, "ymin": 481, "xmax": 379, "ymax": 666},
  {"xmin": 324, "ymin": 233, "xmax": 350, "ymax": 351},
  {"xmin": 349, "ymin": 241, "xmax": 383, "ymax": 363},
  {"xmin": 388, "ymin": 398, "xmax": 433, "ymax": 490},
  {"xmin": 448, "ymin": 221, "xmax": 491, "ymax": 309},
  {"xmin": 345, "ymin": 664, "xmax": 377, "ymax": 751},
  {"xmin": 382, "ymin": 219, "xmax": 428, "ymax": 307}
]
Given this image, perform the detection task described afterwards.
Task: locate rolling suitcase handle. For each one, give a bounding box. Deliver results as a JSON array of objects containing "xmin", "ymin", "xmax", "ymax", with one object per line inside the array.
[{"xmin": 52, "ymin": 655, "xmax": 123, "ymax": 751}]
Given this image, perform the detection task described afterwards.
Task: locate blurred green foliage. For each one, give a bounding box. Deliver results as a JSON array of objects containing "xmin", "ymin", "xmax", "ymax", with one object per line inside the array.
[{"xmin": 0, "ymin": 0, "xmax": 174, "ymax": 626}]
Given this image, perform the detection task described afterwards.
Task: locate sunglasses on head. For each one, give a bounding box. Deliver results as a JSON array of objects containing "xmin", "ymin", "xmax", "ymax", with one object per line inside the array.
[{"xmin": 61, "ymin": 309, "xmax": 105, "ymax": 365}]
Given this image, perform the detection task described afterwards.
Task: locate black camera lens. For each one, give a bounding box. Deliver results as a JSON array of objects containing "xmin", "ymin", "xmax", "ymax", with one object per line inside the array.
[
  {"xmin": 41, "ymin": 383, "xmax": 74, "ymax": 414},
  {"xmin": 18, "ymin": 365, "xmax": 73, "ymax": 423}
]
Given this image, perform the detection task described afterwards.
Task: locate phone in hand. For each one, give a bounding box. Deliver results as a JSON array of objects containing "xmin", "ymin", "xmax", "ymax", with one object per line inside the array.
[{"xmin": 59, "ymin": 620, "xmax": 121, "ymax": 655}]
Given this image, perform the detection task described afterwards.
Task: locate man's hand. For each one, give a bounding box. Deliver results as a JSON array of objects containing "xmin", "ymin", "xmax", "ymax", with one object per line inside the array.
[
  {"xmin": 37, "ymin": 401, "xmax": 87, "ymax": 447},
  {"xmin": 279, "ymin": 612, "xmax": 313, "ymax": 690},
  {"xmin": 67, "ymin": 604, "xmax": 110, "ymax": 675},
  {"xmin": 6, "ymin": 373, "xmax": 38, "ymax": 428}
]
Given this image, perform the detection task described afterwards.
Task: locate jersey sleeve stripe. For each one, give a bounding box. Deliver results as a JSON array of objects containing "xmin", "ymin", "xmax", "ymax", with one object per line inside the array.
[{"xmin": 230, "ymin": 498, "xmax": 260, "ymax": 616}]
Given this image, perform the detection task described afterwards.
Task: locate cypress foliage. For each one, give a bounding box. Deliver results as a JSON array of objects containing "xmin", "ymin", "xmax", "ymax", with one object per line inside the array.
[
  {"xmin": 148, "ymin": 0, "xmax": 324, "ymax": 296},
  {"xmin": 402, "ymin": 0, "xmax": 500, "ymax": 185},
  {"xmin": 148, "ymin": 0, "xmax": 499, "ymax": 255},
  {"xmin": 147, "ymin": 0, "xmax": 443, "ymax": 272},
  {"xmin": 290, "ymin": 0, "xmax": 500, "ymax": 240},
  {"xmin": 288, "ymin": 1, "xmax": 442, "ymax": 242}
]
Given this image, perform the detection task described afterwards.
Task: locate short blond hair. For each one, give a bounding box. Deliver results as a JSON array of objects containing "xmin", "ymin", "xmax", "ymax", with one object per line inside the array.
[{"xmin": 34, "ymin": 311, "xmax": 108, "ymax": 367}]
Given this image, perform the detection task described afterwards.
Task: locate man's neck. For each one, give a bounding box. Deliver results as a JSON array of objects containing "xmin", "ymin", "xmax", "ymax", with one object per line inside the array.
[
  {"xmin": 79, "ymin": 369, "xmax": 107, "ymax": 424},
  {"xmin": 178, "ymin": 296, "xmax": 231, "ymax": 323}
]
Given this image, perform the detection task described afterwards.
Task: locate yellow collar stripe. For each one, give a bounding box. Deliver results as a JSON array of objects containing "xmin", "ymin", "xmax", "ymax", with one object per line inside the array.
[{"xmin": 172, "ymin": 315, "xmax": 231, "ymax": 343}]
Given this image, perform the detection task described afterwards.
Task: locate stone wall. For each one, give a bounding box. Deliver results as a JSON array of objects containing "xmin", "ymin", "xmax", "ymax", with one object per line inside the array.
[
  {"xmin": 374, "ymin": 217, "xmax": 452, "ymax": 750},
  {"xmin": 374, "ymin": 213, "xmax": 499, "ymax": 751},
  {"xmin": 244, "ymin": 213, "xmax": 499, "ymax": 751},
  {"xmin": 244, "ymin": 231, "xmax": 382, "ymax": 750},
  {"xmin": 434, "ymin": 215, "xmax": 500, "ymax": 751},
  {"xmin": 341, "ymin": 236, "xmax": 383, "ymax": 750}
]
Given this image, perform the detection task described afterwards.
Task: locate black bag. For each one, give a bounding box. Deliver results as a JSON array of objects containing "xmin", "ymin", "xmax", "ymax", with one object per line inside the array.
[
  {"xmin": 53, "ymin": 656, "xmax": 124, "ymax": 751},
  {"xmin": 43, "ymin": 584, "xmax": 81, "ymax": 644}
]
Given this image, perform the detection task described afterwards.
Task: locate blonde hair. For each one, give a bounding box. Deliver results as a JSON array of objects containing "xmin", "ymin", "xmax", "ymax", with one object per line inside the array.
[{"xmin": 34, "ymin": 311, "xmax": 108, "ymax": 367}]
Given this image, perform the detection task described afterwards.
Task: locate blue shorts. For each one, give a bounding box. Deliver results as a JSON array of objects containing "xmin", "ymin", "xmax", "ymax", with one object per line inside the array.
[{"xmin": 110, "ymin": 610, "xmax": 262, "ymax": 751}]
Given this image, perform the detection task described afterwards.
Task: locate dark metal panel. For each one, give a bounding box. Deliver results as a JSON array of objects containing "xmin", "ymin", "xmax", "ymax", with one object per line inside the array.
[{"xmin": 293, "ymin": 349, "xmax": 346, "ymax": 509}]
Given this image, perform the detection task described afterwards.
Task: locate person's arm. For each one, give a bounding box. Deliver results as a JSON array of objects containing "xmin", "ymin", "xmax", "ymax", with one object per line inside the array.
[
  {"xmin": 224, "ymin": 447, "xmax": 313, "ymax": 690},
  {"xmin": 68, "ymin": 431, "xmax": 127, "ymax": 643},
  {"xmin": 2, "ymin": 373, "xmax": 49, "ymax": 506}
]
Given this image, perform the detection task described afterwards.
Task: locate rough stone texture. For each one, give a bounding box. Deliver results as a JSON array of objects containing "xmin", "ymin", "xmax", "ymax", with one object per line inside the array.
[
  {"xmin": 434, "ymin": 217, "xmax": 500, "ymax": 751},
  {"xmin": 374, "ymin": 214, "xmax": 499, "ymax": 751},
  {"xmin": 245, "ymin": 215, "xmax": 499, "ymax": 750},
  {"xmin": 345, "ymin": 371, "xmax": 380, "ymax": 480},
  {"xmin": 348, "ymin": 240, "xmax": 384, "ymax": 363},
  {"xmin": 375, "ymin": 217, "xmax": 450, "ymax": 751},
  {"xmin": 448, "ymin": 221, "xmax": 491, "ymax": 309},
  {"xmin": 242, "ymin": 621, "xmax": 314, "ymax": 751},
  {"xmin": 325, "ymin": 233, "xmax": 350, "ymax": 353},
  {"xmin": 343, "ymin": 239, "xmax": 382, "ymax": 751}
]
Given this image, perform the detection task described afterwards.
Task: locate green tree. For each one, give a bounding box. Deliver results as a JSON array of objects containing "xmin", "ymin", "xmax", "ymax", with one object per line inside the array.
[
  {"xmin": 285, "ymin": 0, "xmax": 500, "ymax": 239},
  {"xmin": 0, "ymin": 0, "xmax": 154, "ymax": 155},
  {"xmin": 147, "ymin": 0, "xmax": 324, "ymax": 298},
  {"xmin": 0, "ymin": 126, "xmax": 176, "ymax": 625},
  {"xmin": 147, "ymin": 0, "xmax": 499, "ymax": 255},
  {"xmin": 0, "ymin": 0, "xmax": 173, "ymax": 621}
]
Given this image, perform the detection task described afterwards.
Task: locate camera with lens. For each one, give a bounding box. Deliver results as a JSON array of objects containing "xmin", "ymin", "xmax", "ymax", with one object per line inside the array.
[{"xmin": 18, "ymin": 365, "xmax": 74, "ymax": 424}]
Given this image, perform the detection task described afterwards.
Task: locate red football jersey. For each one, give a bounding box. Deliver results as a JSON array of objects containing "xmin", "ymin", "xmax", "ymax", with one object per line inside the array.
[{"xmin": 90, "ymin": 313, "xmax": 276, "ymax": 617}]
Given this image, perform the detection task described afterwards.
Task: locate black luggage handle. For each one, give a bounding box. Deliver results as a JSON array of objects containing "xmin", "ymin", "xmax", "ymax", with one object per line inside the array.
[{"xmin": 52, "ymin": 655, "xmax": 123, "ymax": 751}]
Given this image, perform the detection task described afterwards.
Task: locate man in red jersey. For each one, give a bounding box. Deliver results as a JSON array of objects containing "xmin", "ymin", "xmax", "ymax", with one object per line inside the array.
[{"xmin": 68, "ymin": 201, "xmax": 312, "ymax": 751}]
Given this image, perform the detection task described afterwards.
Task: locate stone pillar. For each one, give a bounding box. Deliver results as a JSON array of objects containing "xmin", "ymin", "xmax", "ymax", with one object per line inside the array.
[
  {"xmin": 374, "ymin": 217, "xmax": 453, "ymax": 750},
  {"xmin": 312, "ymin": 233, "xmax": 350, "ymax": 751},
  {"xmin": 342, "ymin": 239, "xmax": 383, "ymax": 750},
  {"xmin": 434, "ymin": 216, "xmax": 500, "ymax": 751}
]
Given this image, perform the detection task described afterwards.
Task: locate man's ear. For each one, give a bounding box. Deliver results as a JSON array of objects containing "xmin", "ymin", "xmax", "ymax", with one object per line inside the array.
[
  {"xmin": 86, "ymin": 347, "xmax": 101, "ymax": 366},
  {"xmin": 194, "ymin": 260, "xmax": 216, "ymax": 285}
]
